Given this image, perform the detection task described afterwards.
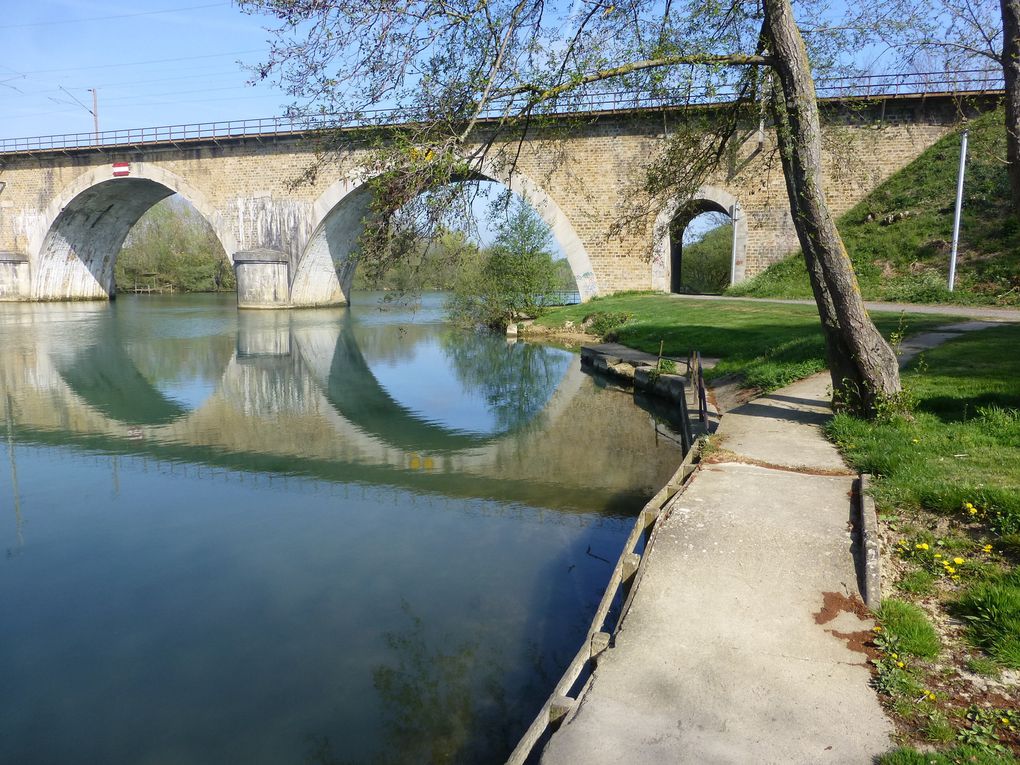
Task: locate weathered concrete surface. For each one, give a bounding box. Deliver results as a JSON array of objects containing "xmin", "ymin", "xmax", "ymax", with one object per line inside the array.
[
  {"xmin": 0, "ymin": 252, "xmax": 29, "ymax": 299},
  {"xmin": 541, "ymin": 372, "xmax": 893, "ymax": 764},
  {"xmin": 709, "ymin": 375, "xmax": 850, "ymax": 473},
  {"xmin": 897, "ymin": 321, "xmax": 1004, "ymax": 363},
  {"xmin": 234, "ymin": 249, "xmax": 293, "ymax": 309}
]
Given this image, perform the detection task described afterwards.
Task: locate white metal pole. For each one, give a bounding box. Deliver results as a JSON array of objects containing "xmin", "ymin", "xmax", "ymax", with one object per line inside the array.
[
  {"xmin": 948, "ymin": 129, "xmax": 968, "ymax": 291},
  {"xmin": 89, "ymin": 88, "xmax": 99, "ymax": 142},
  {"xmin": 729, "ymin": 202, "xmax": 740, "ymax": 287}
]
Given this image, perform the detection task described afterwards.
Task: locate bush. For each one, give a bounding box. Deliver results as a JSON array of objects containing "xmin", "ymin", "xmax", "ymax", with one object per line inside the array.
[
  {"xmin": 583, "ymin": 311, "xmax": 633, "ymax": 339},
  {"xmin": 116, "ymin": 196, "xmax": 233, "ymax": 293},
  {"xmin": 679, "ymin": 223, "xmax": 732, "ymax": 294}
]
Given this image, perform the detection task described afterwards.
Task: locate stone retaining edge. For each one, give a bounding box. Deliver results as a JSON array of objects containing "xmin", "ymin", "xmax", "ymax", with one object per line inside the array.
[{"xmin": 857, "ymin": 473, "xmax": 882, "ymax": 611}]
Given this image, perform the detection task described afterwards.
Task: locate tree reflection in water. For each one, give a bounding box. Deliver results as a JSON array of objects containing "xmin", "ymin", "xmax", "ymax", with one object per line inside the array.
[
  {"xmin": 441, "ymin": 332, "xmax": 572, "ymax": 435},
  {"xmin": 304, "ymin": 602, "xmax": 550, "ymax": 765}
]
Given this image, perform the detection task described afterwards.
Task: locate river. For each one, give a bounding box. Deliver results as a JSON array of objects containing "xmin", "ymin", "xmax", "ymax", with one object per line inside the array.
[{"xmin": 0, "ymin": 292, "xmax": 684, "ymax": 765}]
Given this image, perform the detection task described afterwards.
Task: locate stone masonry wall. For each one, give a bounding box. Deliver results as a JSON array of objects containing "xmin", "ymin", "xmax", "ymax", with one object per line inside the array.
[{"xmin": 0, "ymin": 94, "xmax": 974, "ymax": 301}]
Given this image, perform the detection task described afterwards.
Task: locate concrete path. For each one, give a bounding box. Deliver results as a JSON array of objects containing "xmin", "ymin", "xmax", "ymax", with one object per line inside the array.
[
  {"xmin": 671, "ymin": 292, "xmax": 1020, "ymax": 322},
  {"xmin": 541, "ymin": 372, "xmax": 890, "ymax": 763},
  {"xmin": 540, "ymin": 319, "xmax": 1013, "ymax": 763}
]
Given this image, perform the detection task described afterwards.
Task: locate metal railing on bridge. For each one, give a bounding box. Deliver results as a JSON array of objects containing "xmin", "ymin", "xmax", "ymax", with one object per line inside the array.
[{"xmin": 0, "ymin": 69, "xmax": 1004, "ymax": 155}]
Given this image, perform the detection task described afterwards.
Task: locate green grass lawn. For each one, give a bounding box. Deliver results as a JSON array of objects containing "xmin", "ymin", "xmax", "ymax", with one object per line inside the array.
[
  {"xmin": 729, "ymin": 109, "xmax": 1020, "ymax": 306},
  {"xmin": 829, "ymin": 324, "xmax": 1020, "ymax": 759},
  {"xmin": 829, "ymin": 324, "xmax": 1020, "ymax": 537},
  {"xmin": 536, "ymin": 292, "xmax": 955, "ymax": 390}
]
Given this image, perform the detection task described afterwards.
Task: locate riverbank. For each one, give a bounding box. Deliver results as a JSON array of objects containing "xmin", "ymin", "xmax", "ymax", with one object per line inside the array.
[
  {"xmin": 529, "ymin": 302, "xmax": 1020, "ymax": 762},
  {"xmin": 531, "ymin": 293, "xmax": 961, "ymax": 392}
]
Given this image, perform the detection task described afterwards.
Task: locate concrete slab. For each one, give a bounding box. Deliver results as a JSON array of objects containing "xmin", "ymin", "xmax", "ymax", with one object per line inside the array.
[
  {"xmin": 897, "ymin": 321, "xmax": 1005, "ymax": 364},
  {"xmin": 711, "ymin": 375, "xmax": 848, "ymax": 473},
  {"xmin": 541, "ymin": 462, "xmax": 892, "ymax": 765}
]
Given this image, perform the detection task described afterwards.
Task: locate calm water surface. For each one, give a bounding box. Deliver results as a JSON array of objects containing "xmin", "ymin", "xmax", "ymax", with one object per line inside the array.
[{"xmin": 0, "ymin": 293, "xmax": 684, "ymax": 764}]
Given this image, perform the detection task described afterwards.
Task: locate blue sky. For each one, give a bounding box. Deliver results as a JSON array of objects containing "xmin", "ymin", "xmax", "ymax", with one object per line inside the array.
[{"xmin": 2, "ymin": 1, "xmax": 290, "ymax": 139}]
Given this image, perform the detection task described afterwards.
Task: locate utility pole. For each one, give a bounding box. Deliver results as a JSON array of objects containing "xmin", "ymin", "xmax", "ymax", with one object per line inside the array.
[
  {"xmin": 58, "ymin": 86, "xmax": 99, "ymax": 143},
  {"xmin": 89, "ymin": 88, "xmax": 99, "ymax": 142},
  {"xmin": 729, "ymin": 202, "xmax": 741, "ymax": 287},
  {"xmin": 948, "ymin": 129, "xmax": 968, "ymax": 291}
]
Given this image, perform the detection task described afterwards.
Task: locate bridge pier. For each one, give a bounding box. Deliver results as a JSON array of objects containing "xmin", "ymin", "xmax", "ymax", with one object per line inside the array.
[
  {"xmin": 233, "ymin": 249, "xmax": 293, "ymax": 309},
  {"xmin": 0, "ymin": 252, "xmax": 30, "ymax": 300}
]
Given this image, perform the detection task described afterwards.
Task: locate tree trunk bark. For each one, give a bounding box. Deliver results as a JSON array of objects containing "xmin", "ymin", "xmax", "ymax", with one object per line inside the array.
[
  {"xmin": 1001, "ymin": 0, "xmax": 1020, "ymax": 210},
  {"xmin": 762, "ymin": 0, "xmax": 901, "ymax": 416}
]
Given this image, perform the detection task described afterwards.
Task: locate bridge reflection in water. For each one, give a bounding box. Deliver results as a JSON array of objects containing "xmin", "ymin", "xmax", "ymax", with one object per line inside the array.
[{"xmin": 0, "ymin": 293, "xmax": 684, "ymax": 765}]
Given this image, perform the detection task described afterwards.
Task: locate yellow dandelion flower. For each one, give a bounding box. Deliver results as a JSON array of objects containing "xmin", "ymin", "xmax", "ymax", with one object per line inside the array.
[
  {"xmin": 935, "ymin": 553, "xmax": 942, "ymax": 559},
  {"xmin": 946, "ymin": 566, "xmax": 956, "ymax": 574},
  {"xmin": 896, "ymin": 661, "xmax": 905, "ymax": 668},
  {"xmin": 916, "ymin": 543, "xmax": 929, "ymax": 550},
  {"xmin": 953, "ymin": 557, "xmax": 965, "ymax": 565},
  {"xmin": 983, "ymin": 544, "xmax": 993, "ymax": 553},
  {"xmin": 927, "ymin": 692, "xmax": 936, "ymax": 701},
  {"xmin": 968, "ymin": 507, "xmax": 978, "ymax": 515}
]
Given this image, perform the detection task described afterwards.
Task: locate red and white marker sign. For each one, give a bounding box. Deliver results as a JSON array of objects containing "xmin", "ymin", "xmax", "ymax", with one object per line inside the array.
[{"xmin": 112, "ymin": 162, "xmax": 130, "ymax": 177}]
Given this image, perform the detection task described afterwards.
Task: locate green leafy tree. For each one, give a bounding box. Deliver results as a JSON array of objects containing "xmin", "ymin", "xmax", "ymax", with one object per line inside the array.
[
  {"xmin": 447, "ymin": 199, "xmax": 558, "ymax": 329},
  {"xmin": 116, "ymin": 197, "xmax": 234, "ymax": 294},
  {"xmin": 353, "ymin": 226, "xmax": 481, "ymax": 291}
]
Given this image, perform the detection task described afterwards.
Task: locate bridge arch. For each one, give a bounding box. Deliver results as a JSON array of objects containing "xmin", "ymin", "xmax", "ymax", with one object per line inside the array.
[
  {"xmin": 651, "ymin": 185, "xmax": 748, "ymax": 293},
  {"xmin": 30, "ymin": 164, "xmax": 235, "ymax": 301},
  {"xmin": 291, "ymin": 161, "xmax": 600, "ymax": 306}
]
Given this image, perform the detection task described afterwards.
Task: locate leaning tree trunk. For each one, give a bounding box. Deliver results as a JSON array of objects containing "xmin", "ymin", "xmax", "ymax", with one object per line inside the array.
[
  {"xmin": 762, "ymin": 0, "xmax": 901, "ymax": 416},
  {"xmin": 1001, "ymin": 0, "xmax": 1020, "ymax": 211}
]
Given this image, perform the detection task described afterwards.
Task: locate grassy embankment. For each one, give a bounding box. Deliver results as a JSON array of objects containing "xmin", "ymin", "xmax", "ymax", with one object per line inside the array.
[
  {"xmin": 832, "ymin": 325, "xmax": 1020, "ymax": 761},
  {"xmin": 533, "ymin": 292, "xmax": 953, "ymax": 391},
  {"xmin": 724, "ymin": 108, "xmax": 1020, "ymax": 306}
]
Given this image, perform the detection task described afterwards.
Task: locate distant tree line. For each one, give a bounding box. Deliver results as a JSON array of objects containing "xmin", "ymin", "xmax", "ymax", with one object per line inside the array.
[{"xmin": 115, "ymin": 198, "xmax": 235, "ymax": 294}]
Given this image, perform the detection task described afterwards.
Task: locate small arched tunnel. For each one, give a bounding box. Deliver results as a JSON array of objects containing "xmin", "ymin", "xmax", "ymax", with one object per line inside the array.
[
  {"xmin": 291, "ymin": 173, "xmax": 598, "ymax": 307},
  {"xmin": 668, "ymin": 199, "xmax": 738, "ymax": 295}
]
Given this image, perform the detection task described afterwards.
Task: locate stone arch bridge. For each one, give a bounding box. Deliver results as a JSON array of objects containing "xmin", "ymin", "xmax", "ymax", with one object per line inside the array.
[{"xmin": 0, "ymin": 92, "xmax": 982, "ymax": 308}]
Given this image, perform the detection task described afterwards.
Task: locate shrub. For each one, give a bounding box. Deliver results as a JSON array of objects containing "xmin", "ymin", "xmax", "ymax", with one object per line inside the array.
[{"xmin": 583, "ymin": 311, "xmax": 633, "ymax": 339}]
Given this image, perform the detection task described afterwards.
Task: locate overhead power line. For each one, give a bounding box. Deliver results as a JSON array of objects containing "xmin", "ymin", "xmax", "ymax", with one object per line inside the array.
[
  {"xmin": 16, "ymin": 49, "xmax": 263, "ymax": 76},
  {"xmin": 0, "ymin": 2, "xmax": 228, "ymax": 29}
]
